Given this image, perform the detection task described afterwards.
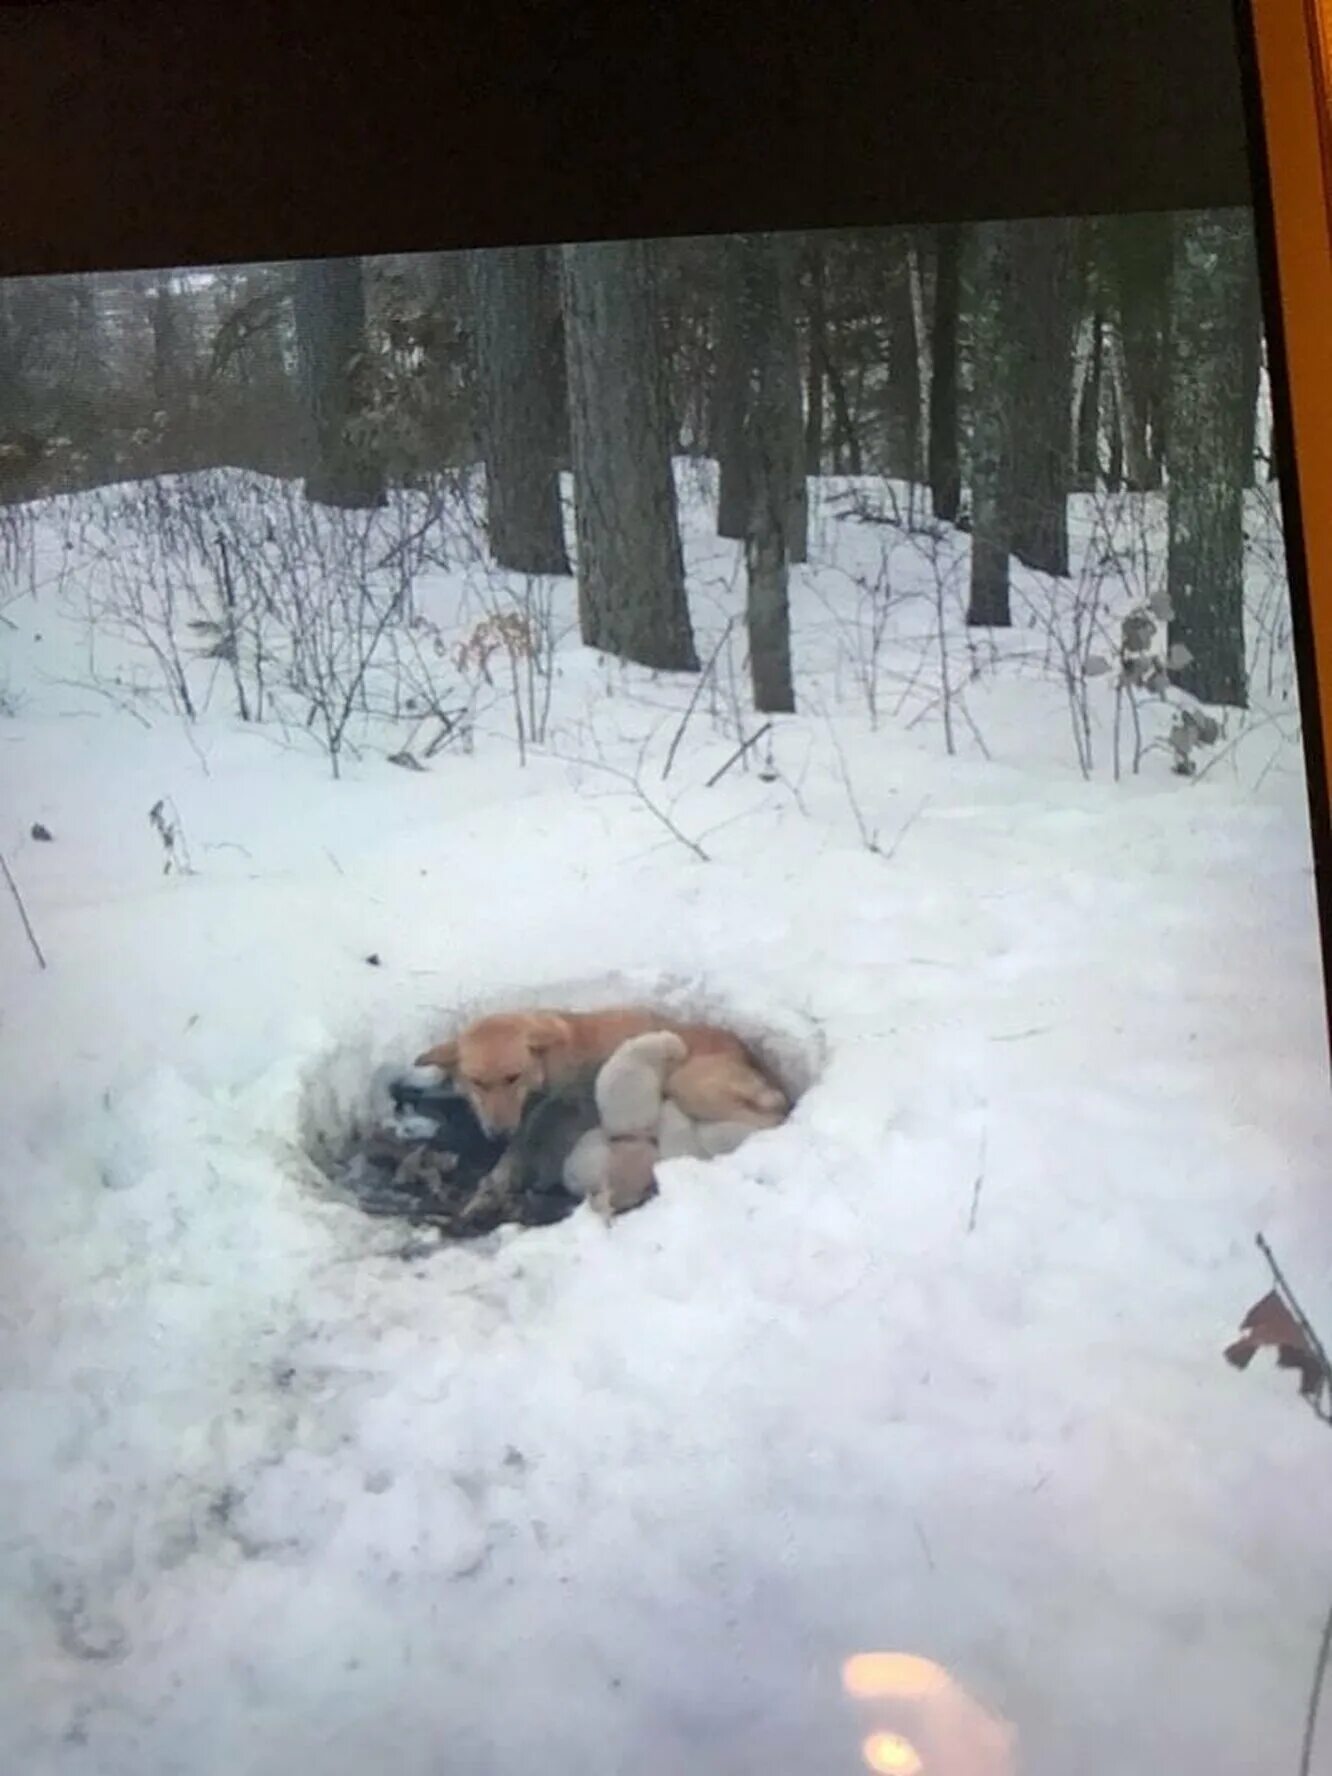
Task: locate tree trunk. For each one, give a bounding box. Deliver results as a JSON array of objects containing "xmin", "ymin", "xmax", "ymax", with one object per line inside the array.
[
  {"xmin": 0, "ymin": 284, "xmax": 26, "ymax": 434},
  {"xmin": 737, "ymin": 236, "xmax": 799, "ymax": 712},
  {"xmin": 150, "ymin": 276, "xmax": 183, "ymax": 408},
  {"xmin": 1105, "ymin": 321, "xmax": 1147, "ymax": 490},
  {"xmin": 967, "ymin": 222, "xmax": 1014, "ymax": 627},
  {"xmin": 545, "ymin": 264, "xmax": 573, "ymax": 475},
  {"xmin": 0, "ymin": 286, "xmax": 29, "ymax": 500},
  {"xmin": 1166, "ymin": 210, "xmax": 1250, "ymax": 709},
  {"xmin": 715, "ymin": 239, "xmax": 749, "ymax": 540},
  {"xmin": 1267, "ymin": 337, "xmax": 1284, "ymax": 484},
  {"xmin": 715, "ymin": 235, "xmax": 807, "ymax": 564},
  {"xmin": 721, "ymin": 232, "xmax": 813, "ymax": 557},
  {"xmin": 1074, "ymin": 309, "xmax": 1104, "ymax": 489},
  {"xmin": 1074, "ymin": 227, "xmax": 1104, "ymax": 490},
  {"xmin": 883, "ymin": 235, "xmax": 923, "ymax": 486},
  {"xmin": 928, "ymin": 222, "xmax": 962, "ymax": 522},
  {"xmin": 292, "ymin": 257, "xmax": 384, "ymax": 509},
  {"xmin": 803, "ymin": 240, "xmax": 828, "ymax": 476},
  {"xmin": 1238, "ymin": 228, "xmax": 1262, "ymax": 487},
  {"xmin": 560, "ymin": 239, "xmax": 698, "ymax": 670},
  {"xmin": 468, "ymin": 246, "xmax": 570, "ymax": 575},
  {"xmin": 826, "ymin": 345, "xmax": 862, "ymax": 474},
  {"xmin": 908, "ymin": 233, "xmax": 932, "ymax": 482},
  {"xmin": 1008, "ymin": 218, "xmax": 1077, "ymax": 576},
  {"xmin": 236, "ymin": 268, "xmax": 289, "ymax": 389},
  {"xmin": 1105, "ymin": 371, "xmax": 1124, "ymax": 492},
  {"xmin": 1101, "ymin": 213, "xmax": 1171, "ymax": 492},
  {"xmin": 71, "ymin": 281, "xmax": 103, "ymax": 403},
  {"xmin": 776, "ymin": 259, "xmax": 809, "ymax": 566}
]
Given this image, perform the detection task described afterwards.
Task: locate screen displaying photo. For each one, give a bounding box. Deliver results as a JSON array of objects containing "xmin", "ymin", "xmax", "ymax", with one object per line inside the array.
[{"xmin": 0, "ymin": 212, "xmax": 1326, "ymax": 1776}]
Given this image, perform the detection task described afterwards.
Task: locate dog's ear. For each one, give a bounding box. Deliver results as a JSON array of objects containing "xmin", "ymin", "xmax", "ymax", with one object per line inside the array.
[
  {"xmin": 524, "ymin": 1013, "xmax": 572, "ymax": 1057},
  {"xmin": 415, "ymin": 1038, "xmax": 459, "ymax": 1072}
]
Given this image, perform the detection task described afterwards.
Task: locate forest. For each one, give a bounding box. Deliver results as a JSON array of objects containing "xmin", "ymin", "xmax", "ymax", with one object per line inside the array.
[{"xmin": 0, "ymin": 212, "xmax": 1274, "ymax": 774}]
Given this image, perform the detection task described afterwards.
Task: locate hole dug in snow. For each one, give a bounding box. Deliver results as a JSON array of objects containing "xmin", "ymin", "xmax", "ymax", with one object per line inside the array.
[{"xmin": 304, "ymin": 993, "xmax": 819, "ymax": 1248}]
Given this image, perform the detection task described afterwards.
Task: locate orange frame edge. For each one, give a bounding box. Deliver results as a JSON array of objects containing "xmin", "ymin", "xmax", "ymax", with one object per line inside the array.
[{"xmin": 1246, "ymin": 0, "xmax": 1332, "ymax": 807}]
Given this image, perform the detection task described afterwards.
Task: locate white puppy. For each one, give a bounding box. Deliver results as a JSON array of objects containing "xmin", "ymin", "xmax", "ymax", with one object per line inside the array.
[{"xmin": 564, "ymin": 1031, "xmax": 767, "ymax": 1218}]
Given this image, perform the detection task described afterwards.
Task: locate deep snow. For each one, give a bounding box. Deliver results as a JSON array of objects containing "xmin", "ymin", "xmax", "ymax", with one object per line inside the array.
[{"xmin": 0, "ymin": 465, "xmax": 1329, "ymax": 1775}]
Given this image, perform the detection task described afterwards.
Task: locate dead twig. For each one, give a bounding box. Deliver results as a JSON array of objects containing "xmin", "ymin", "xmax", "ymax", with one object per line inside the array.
[
  {"xmin": 662, "ymin": 617, "xmax": 734, "ymax": 782},
  {"xmin": 705, "ymin": 721, "xmax": 773, "ymax": 790},
  {"xmin": 1, "ymin": 849, "xmax": 47, "ymax": 970},
  {"xmin": 825, "ymin": 720, "xmax": 879, "ymax": 852},
  {"xmin": 1302, "ymin": 1598, "xmax": 1332, "ymax": 1776},
  {"xmin": 880, "ymin": 796, "xmax": 930, "ymax": 863},
  {"xmin": 148, "ymin": 798, "xmax": 196, "ymax": 877},
  {"xmin": 966, "ymin": 1132, "xmax": 987, "ymax": 1233}
]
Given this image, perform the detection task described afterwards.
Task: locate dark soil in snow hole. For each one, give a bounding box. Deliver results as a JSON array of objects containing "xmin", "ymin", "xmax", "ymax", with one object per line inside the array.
[{"xmin": 325, "ymin": 1075, "xmax": 589, "ymax": 1243}]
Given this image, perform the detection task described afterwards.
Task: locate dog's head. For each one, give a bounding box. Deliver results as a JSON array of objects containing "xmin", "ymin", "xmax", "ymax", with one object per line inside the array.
[{"xmin": 416, "ymin": 1011, "xmax": 571, "ymax": 1136}]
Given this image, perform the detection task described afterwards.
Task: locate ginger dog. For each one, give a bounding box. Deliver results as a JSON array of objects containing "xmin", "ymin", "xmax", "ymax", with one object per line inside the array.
[{"xmin": 414, "ymin": 1006, "xmax": 786, "ymax": 1138}]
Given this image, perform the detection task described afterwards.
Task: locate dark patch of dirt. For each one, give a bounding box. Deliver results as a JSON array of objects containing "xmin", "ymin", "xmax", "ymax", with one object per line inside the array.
[{"xmin": 329, "ymin": 1078, "xmax": 582, "ymax": 1241}]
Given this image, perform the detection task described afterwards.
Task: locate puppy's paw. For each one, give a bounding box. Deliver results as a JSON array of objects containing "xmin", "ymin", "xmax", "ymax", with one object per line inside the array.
[{"xmin": 588, "ymin": 1186, "xmax": 617, "ymax": 1225}]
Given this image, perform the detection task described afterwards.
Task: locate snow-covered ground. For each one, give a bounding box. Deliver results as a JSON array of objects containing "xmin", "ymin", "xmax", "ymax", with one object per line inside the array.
[{"xmin": 1, "ymin": 465, "xmax": 1329, "ymax": 1775}]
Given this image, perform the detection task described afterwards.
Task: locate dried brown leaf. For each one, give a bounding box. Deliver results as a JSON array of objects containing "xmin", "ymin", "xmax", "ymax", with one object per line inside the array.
[{"xmin": 1227, "ymin": 1289, "xmax": 1332, "ymax": 1410}]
